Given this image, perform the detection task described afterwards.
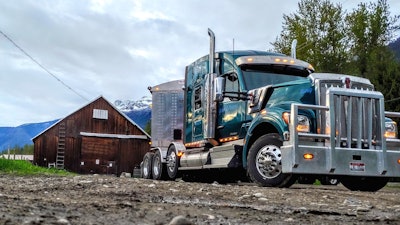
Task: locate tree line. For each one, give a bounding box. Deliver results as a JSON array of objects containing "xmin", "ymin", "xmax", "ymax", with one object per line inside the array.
[
  {"xmin": 272, "ymin": 0, "xmax": 400, "ymax": 111},
  {"xmin": 1, "ymin": 144, "xmax": 33, "ymax": 155}
]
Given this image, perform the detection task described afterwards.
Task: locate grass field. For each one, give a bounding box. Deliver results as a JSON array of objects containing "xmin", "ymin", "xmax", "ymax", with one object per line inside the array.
[{"xmin": 0, "ymin": 158, "xmax": 73, "ymax": 176}]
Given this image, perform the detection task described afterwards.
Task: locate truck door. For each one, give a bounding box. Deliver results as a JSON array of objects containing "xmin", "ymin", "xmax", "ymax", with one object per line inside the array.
[
  {"xmin": 217, "ymin": 72, "xmax": 246, "ymax": 140},
  {"xmin": 184, "ymin": 57, "xmax": 208, "ymax": 144}
]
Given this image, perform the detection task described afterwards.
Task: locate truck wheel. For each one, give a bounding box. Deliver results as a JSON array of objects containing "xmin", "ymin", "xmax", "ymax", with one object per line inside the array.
[
  {"xmin": 152, "ymin": 151, "xmax": 168, "ymax": 180},
  {"xmin": 166, "ymin": 146, "xmax": 179, "ymax": 180},
  {"xmin": 340, "ymin": 176, "xmax": 388, "ymax": 192},
  {"xmin": 247, "ymin": 134, "xmax": 296, "ymax": 188},
  {"xmin": 142, "ymin": 152, "xmax": 154, "ymax": 179}
]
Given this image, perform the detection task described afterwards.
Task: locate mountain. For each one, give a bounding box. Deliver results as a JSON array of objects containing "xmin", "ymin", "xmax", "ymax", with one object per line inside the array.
[
  {"xmin": 114, "ymin": 96, "xmax": 152, "ymax": 129},
  {"xmin": 114, "ymin": 96, "xmax": 152, "ymax": 130},
  {"xmin": 0, "ymin": 97, "xmax": 152, "ymax": 152},
  {"xmin": 114, "ymin": 96, "xmax": 152, "ymax": 111},
  {"xmin": 0, "ymin": 120, "xmax": 59, "ymax": 152}
]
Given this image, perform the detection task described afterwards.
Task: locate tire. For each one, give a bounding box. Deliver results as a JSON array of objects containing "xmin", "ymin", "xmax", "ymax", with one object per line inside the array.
[
  {"xmin": 139, "ymin": 162, "xmax": 144, "ymax": 178},
  {"xmin": 166, "ymin": 146, "xmax": 179, "ymax": 180},
  {"xmin": 320, "ymin": 176, "xmax": 340, "ymax": 185},
  {"xmin": 152, "ymin": 151, "xmax": 168, "ymax": 180},
  {"xmin": 142, "ymin": 152, "xmax": 154, "ymax": 179},
  {"xmin": 247, "ymin": 134, "xmax": 296, "ymax": 188},
  {"xmin": 340, "ymin": 176, "xmax": 388, "ymax": 192}
]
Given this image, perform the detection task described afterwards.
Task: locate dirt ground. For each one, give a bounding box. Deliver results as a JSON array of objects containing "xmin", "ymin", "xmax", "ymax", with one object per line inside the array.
[{"xmin": 0, "ymin": 174, "xmax": 400, "ymax": 225}]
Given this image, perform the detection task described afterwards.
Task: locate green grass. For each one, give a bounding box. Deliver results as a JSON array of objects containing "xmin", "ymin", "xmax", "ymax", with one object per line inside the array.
[{"xmin": 0, "ymin": 158, "xmax": 73, "ymax": 176}]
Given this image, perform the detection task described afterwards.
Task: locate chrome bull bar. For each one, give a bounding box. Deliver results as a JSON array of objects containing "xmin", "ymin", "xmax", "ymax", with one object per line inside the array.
[{"xmin": 281, "ymin": 87, "xmax": 400, "ymax": 177}]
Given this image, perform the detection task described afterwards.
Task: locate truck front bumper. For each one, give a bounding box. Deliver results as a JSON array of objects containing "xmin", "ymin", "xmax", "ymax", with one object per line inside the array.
[{"xmin": 281, "ymin": 141, "xmax": 400, "ymax": 177}]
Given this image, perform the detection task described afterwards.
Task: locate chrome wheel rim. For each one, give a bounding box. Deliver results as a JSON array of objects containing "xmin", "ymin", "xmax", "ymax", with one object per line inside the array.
[
  {"xmin": 143, "ymin": 157, "xmax": 150, "ymax": 177},
  {"xmin": 167, "ymin": 151, "xmax": 176, "ymax": 173},
  {"xmin": 255, "ymin": 145, "xmax": 282, "ymax": 179},
  {"xmin": 153, "ymin": 155, "xmax": 160, "ymax": 176}
]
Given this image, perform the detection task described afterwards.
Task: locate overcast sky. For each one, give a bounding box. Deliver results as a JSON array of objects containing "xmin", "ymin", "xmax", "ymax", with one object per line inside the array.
[{"xmin": 0, "ymin": 0, "xmax": 399, "ymax": 127}]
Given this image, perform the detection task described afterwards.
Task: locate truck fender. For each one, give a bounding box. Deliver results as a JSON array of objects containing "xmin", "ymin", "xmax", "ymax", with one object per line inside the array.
[
  {"xmin": 149, "ymin": 147, "xmax": 166, "ymax": 163},
  {"xmin": 168, "ymin": 142, "xmax": 186, "ymax": 156},
  {"xmin": 242, "ymin": 119, "xmax": 285, "ymax": 169}
]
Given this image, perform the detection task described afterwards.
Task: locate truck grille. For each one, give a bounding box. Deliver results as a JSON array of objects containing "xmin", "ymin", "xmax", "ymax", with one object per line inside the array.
[
  {"xmin": 326, "ymin": 88, "xmax": 383, "ymax": 149},
  {"xmin": 316, "ymin": 80, "xmax": 381, "ymax": 149}
]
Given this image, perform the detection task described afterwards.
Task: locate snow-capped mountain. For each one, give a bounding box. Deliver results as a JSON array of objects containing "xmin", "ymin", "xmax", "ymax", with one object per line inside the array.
[
  {"xmin": 0, "ymin": 97, "xmax": 152, "ymax": 152},
  {"xmin": 114, "ymin": 96, "xmax": 152, "ymax": 111}
]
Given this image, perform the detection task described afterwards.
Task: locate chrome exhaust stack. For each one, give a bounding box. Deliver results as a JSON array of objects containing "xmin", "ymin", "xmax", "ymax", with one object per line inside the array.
[
  {"xmin": 291, "ymin": 39, "xmax": 297, "ymax": 59},
  {"xmin": 204, "ymin": 28, "xmax": 217, "ymax": 142},
  {"xmin": 208, "ymin": 28, "xmax": 216, "ymax": 73}
]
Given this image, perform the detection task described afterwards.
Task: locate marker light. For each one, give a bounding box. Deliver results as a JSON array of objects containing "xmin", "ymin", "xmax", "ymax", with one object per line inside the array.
[
  {"xmin": 235, "ymin": 55, "xmax": 315, "ymax": 72},
  {"xmin": 303, "ymin": 153, "xmax": 314, "ymax": 160},
  {"xmin": 185, "ymin": 140, "xmax": 206, "ymax": 148},
  {"xmin": 282, "ymin": 112, "xmax": 290, "ymax": 125},
  {"xmin": 177, "ymin": 151, "xmax": 184, "ymax": 157},
  {"xmin": 219, "ymin": 136, "xmax": 239, "ymax": 143},
  {"xmin": 397, "ymin": 159, "xmax": 400, "ymax": 164}
]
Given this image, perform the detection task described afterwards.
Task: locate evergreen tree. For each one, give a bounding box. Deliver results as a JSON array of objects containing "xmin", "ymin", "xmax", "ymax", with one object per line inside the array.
[
  {"xmin": 144, "ymin": 119, "xmax": 151, "ymax": 136},
  {"xmin": 346, "ymin": 0, "xmax": 400, "ymax": 110},
  {"xmin": 272, "ymin": 0, "xmax": 348, "ymax": 73},
  {"xmin": 346, "ymin": 0, "xmax": 399, "ymax": 78},
  {"xmin": 272, "ymin": 0, "xmax": 400, "ymax": 110}
]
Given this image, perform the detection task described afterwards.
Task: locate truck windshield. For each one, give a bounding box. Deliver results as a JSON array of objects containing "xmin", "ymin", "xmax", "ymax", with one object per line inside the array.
[{"xmin": 241, "ymin": 65, "xmax": 310, "ymax": 90}]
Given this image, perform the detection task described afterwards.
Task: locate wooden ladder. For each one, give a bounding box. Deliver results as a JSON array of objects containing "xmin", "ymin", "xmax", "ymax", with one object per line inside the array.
[{"xmin": 55, "ymin": 122, "xmax": 66, "ymax": 169}]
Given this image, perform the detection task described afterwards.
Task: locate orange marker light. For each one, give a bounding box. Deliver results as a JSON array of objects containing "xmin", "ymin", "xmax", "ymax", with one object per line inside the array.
[
  {"xmin": 282, "ymin": 112, "xmax": 290, "ymax": 125},
  {"xmin": 385, "ymin": 131, "xmax": 397, "ymax": 139},
  {"xmin": 397, "ymin": 159, "xmax": 400, "ymax": 164},
  {"xmin": 303, "ymin": 153, "xmax": 314, "ymax": 160}
]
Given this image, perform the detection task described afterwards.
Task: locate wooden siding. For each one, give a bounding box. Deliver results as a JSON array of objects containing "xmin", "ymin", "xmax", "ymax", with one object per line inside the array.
[
  {"xmin": 80, "ymin": 136, "xmax": 118, "ymax": 174},
  {"xmin": 33, "ymin": 96, "xmax": 150, "ymax": 175}
]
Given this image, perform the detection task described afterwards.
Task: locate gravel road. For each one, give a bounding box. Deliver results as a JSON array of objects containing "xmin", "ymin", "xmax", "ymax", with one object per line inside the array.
[{"xmin": 0, "ymin": 174, "xmax": 399, "ymax": 224}]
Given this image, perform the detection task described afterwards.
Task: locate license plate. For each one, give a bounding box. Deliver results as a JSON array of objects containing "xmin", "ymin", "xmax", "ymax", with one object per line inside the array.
[{"xmin": 350, "ymin": 162, "xmax": 365, "ymax": 172}]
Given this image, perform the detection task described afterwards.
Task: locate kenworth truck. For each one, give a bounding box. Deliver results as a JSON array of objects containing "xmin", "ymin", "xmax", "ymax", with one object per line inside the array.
[{"xmin": 141, "ymin": 29, "xmax": 400, "ymax": 192}]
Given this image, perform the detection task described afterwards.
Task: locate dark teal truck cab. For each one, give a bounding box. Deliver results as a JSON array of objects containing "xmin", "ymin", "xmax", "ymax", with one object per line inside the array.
[{"xmin": 142, "ymin": 29, "xmax": 400, "ymax": 192}]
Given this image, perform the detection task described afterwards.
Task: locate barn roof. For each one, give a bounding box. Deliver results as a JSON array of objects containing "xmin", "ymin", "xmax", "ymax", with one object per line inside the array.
[{"xmin": 32, "ymin": 96, "xmax": 150, "ymax": 141}]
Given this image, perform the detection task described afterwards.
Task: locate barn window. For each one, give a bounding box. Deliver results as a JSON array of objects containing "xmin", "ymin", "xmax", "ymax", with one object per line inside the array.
[{"xmin": 93, "ymin": 109, "xmax": 108, "ymax": 119}]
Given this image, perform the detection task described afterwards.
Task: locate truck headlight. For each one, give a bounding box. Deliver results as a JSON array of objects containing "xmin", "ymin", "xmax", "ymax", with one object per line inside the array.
[
  {"xmin": 283, "ymin": 113, "xmax": 310, "ymax": 133},
  {"xmin": 385, "ymin": 121, "xmax": 398, "ymax": 139}
]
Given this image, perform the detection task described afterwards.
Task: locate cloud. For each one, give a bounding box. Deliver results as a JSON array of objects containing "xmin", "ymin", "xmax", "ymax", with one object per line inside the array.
[{"xmin": 0, "ymin": 0, "xmax": 399, "ymax": 126}]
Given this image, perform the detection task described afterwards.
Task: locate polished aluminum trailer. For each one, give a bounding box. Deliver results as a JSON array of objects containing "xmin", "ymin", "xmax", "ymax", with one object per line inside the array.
[{"xmin": 141, "ymin": 80, "xmax": 185, "ymax": 179}]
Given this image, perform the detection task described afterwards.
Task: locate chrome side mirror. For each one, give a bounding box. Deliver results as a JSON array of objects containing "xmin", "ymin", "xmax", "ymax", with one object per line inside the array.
[{"xmin": 214, "ymin": 76, "xmax": 225, "ymax": 102}]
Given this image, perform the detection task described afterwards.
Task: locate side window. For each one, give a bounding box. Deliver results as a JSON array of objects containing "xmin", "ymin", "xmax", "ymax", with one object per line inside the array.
[
  {"xmin": 222, "ymin": 58, "xmax": 239, "ymax": 94},
  {"xmin": 225, "ymin": 73, "xmax": 239, "ymax": 93},
  {"xmin": 194, "ymin": 86, "xmax": 202, "ymax": 110}
]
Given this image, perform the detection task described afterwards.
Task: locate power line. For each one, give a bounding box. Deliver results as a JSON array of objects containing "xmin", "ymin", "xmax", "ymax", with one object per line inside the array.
[{"xmin": 0, "ymin": 29, "xmax": 89, "ymax": 101}]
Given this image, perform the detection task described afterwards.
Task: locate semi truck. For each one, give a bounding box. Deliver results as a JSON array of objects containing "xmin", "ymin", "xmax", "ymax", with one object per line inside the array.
[{"xmin": 141, "ymin": 29, "xmax": 400, "ymax": 192}]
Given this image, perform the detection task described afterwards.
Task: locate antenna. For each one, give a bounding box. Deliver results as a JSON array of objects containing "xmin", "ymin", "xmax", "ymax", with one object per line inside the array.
[
  {"xmin": 232, "ymin": 38, "xmax": 235, "ymax": 72},
  {"xmin": 232, "ymin": 38, "xmax": 235, "ymax": 54}
]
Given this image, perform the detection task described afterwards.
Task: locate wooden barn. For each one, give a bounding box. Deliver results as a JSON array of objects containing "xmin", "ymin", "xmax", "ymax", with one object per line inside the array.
[{"xmin": 33, "ymin": 96, "xmax": 150, "ymax": 175}]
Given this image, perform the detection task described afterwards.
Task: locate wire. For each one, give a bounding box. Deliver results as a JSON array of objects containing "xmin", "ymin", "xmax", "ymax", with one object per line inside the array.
[{"xmin": 0, "ymin": 29, "xmax": 89, "ymax": 101}]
